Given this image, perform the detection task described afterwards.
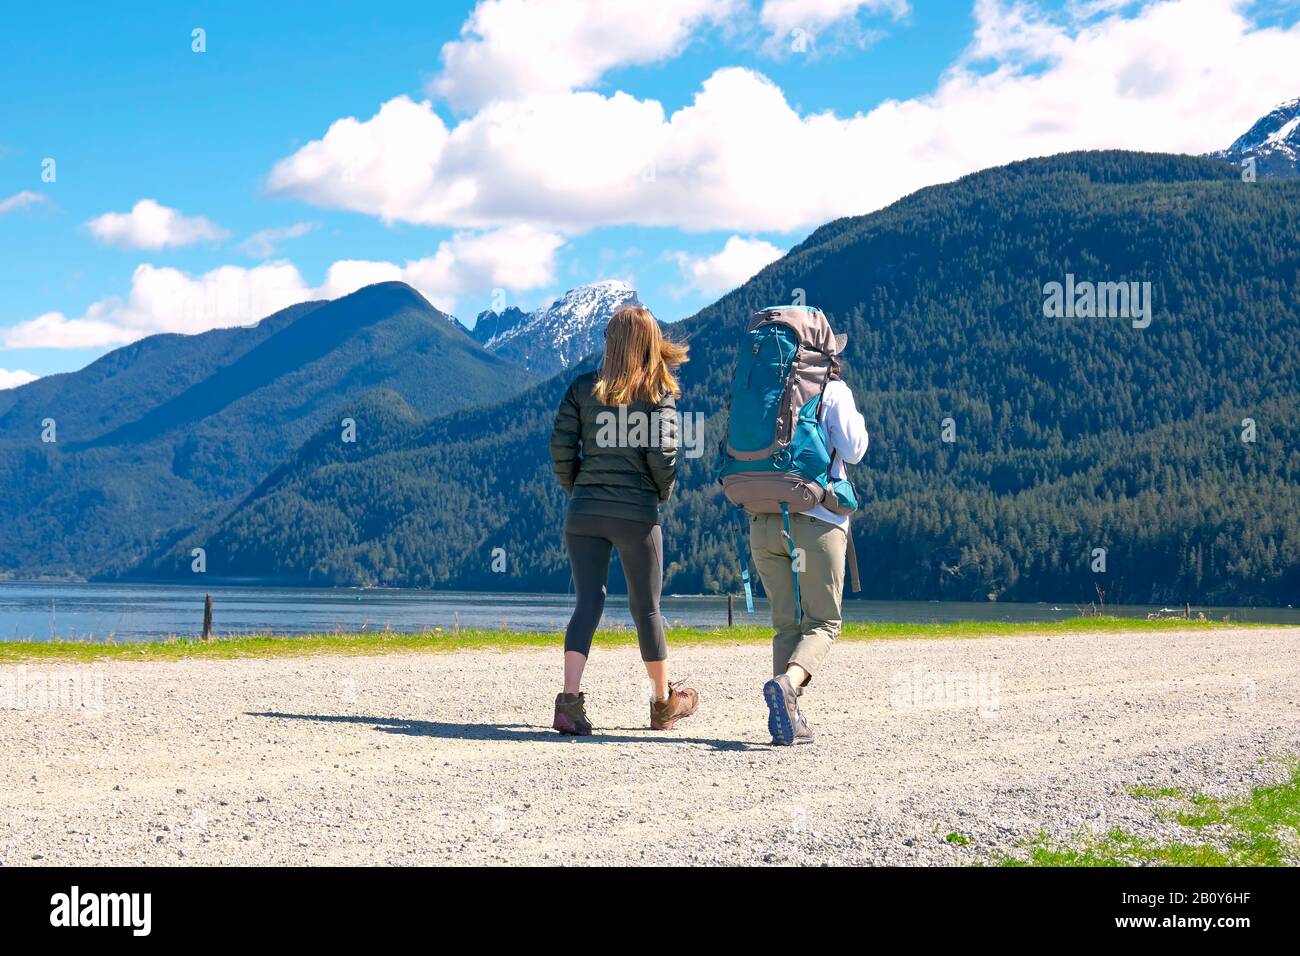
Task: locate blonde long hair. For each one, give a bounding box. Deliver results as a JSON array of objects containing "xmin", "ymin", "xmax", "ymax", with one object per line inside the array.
[{"xmin": 593, "ymin": 305, "xmax": 688, "ymax": 405}]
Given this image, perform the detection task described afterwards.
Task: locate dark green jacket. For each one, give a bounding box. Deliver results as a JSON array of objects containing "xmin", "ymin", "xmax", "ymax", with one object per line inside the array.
[{"xmin": 550, "ymin": 370, "xmax": 679, "ymax": 525}]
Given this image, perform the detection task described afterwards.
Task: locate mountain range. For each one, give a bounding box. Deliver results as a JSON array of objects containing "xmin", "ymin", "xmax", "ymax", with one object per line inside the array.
[{"xmin": 140, "ymin": 150, "xmax": 1300, "ymax": 604}]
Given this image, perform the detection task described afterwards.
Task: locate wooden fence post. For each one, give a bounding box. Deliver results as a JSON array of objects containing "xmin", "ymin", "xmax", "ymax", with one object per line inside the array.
[{"xmin": 203, "ymin": 593, "xmax": 213, "ymax": 641}]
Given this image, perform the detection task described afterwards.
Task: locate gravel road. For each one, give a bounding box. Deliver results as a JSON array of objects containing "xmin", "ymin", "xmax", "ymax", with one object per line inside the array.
[{"xmin": 2, "ymin": 627, "xmax": 1298, "ymax": 866}]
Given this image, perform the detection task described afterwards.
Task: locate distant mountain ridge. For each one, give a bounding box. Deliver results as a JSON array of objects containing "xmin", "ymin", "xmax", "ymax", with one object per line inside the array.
[
  {"xmin": 1207, "ymin": 96, "xmax": 1300, "ymax": 178},
  {"xmin": 468, "ymin": 306, "xmax": 530, "ymax": 348},
  {"xmin": 464, "ymin": 280, "xmax": 640, "ymax": 375},
  {"xmin": 0, "ymin": 281, "xmax": 538, "ymax": 579},
  {"xmin": 0, "ymin": 300, "xmax": 327, "ymax": 431}
]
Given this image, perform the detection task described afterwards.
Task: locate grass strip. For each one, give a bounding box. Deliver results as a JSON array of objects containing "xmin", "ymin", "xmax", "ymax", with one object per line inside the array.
[{"xmin": 0, "ymin": 615, "xmax": 1271, "ymax": 663}]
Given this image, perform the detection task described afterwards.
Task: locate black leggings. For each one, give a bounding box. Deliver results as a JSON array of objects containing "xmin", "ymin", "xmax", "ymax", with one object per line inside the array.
[{"xmin": 563, "ymin": 512, "xmax": 667, "ymax": 662}]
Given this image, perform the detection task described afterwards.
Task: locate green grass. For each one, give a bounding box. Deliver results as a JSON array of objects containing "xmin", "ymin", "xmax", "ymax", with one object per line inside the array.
[
  {"xmin": 945, "ymin": 832, "xmax": 972, "ymax": 846},
  {"xmin": 1126, "ymin": 784, "xmax": 1185, "ymax": 800},
  {"xmin": 1002, "ymin": 764, "xmax": 1300, "ymax": 866},
  {"xmin": 0, "ymin": 614, "xmax": 1268, "ymax": 664}
]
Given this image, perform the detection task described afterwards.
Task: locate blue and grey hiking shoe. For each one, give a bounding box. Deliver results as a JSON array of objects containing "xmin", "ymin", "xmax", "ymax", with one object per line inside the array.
[
  {"xmin": 790, "ymin": 705, "xmax": 815, "ymax": 745},
  {"xmin": 763, "ymin": 674, "xmax": 799, "ymax": 746}
]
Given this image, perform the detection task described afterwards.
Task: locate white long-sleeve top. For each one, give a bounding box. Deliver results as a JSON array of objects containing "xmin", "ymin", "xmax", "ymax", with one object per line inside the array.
[{"xmin": 808, "ymin": 379, "xmax": 869, "ymax": 530}]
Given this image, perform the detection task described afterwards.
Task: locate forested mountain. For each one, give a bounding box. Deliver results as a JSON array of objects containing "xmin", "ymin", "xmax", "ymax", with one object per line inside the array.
[
  {"xmin": 0, "ymin": 282, "xmax": 537, "ymax": 578},
  {"xmin": 0, "ymin": 300, "xmax": 325, "ymax": 433},
  {"xmin": 150, "ymin": 151, "xmax": 1300, "ymax": 604}
]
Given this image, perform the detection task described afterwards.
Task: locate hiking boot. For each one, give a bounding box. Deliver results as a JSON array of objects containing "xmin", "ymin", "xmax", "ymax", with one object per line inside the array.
[
  {"xmin": 763, "ymin": 674, "xmax": 800, "ymax": 746},
  {"xmin": 553, "ymin": 692, "xmax": 592, "ymax": 736},
  {"xmin": 650, "ymin": 680, "xmax": 699, "ymax": 730},
  {"xmin": 790, "ymin": 705, "xmax": 815, "ymax": 746}
]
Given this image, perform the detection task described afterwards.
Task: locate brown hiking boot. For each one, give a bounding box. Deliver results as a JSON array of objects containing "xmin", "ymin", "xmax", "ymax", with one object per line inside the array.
[
  {"xmin": 650, "ymin": 680, "xmax": 699, "ymax": 730},
  {"xmin": 553, "ymin": 692, "xmax": 592, "ymax": 736}
]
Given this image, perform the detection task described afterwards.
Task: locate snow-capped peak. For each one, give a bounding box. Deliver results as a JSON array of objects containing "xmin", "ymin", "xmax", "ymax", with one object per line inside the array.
[
  {"xmin": 1265, "ymin": 114, "xmax": 1300, "ymax": 147},
  {"xmin": 475, "ymin": 280, "xmax": 641, "ymax": 375},
  {"xmin": 1208, "ymin": 96, "xmax": 1300, "ymax": 179}
]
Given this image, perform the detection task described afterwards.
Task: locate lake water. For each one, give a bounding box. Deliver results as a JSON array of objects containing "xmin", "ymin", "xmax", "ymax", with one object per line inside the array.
[{"xmin": 1, "ymin": 580, "xmax": 1297, "ymax": 643}]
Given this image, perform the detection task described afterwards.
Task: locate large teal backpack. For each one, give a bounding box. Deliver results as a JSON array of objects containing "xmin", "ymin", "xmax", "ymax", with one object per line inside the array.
[{"xmin": 717, "ymin": 306, "xmax": 859, "ymax": 616}]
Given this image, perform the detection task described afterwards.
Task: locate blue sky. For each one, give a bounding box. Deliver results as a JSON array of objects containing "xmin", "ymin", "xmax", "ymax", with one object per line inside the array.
[{"xmin": 1, "ymin": 0, "xmax": 1297, "ymax": 384}]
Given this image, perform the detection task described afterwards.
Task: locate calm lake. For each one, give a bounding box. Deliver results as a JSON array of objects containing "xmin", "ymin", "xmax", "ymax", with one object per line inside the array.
[{"xmin": 1, "ymin": 580, "xmax": 1298, "ymax": 643}]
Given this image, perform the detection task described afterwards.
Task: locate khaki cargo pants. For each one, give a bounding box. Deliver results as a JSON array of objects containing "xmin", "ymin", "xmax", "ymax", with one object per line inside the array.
[{"xmin": 749, "ymin": 512, "xmax": 847, "ymax": 689}]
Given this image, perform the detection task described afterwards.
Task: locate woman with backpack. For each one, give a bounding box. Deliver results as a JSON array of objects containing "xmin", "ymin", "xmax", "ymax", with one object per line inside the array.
[
  {"xmin": 548, "ymin": 305, "xmax": 699, "ymax": 736},
  {"xmin": 718, "ymin": 305, "xmax": 869, "ymax": 746}
]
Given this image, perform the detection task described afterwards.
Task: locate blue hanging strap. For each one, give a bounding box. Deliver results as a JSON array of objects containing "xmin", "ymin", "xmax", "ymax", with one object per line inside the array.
[
  {"xmin": 733, "ymin": 508, "xmax": 755, "ymax": 614},
  {"xmin": 779, "ymin": 502, "xmax": 803, "ymax": 626}
]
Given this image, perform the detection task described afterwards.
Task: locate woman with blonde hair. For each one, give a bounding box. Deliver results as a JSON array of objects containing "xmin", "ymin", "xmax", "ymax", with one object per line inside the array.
[{"xmin": 549, "ymin": 304, "xmax": 698, "ymax": 735}]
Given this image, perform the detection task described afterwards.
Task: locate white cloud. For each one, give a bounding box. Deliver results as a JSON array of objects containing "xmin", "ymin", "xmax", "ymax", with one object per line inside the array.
[
  {"xmin": 963, "ymin": 0, "xmax": 1071, "ymax": 62},
  {"xmin": 240, "ymin": 222, "xmax": 318, "ymax": 258},
  {"xmin": 309, "ymin": 224, "xmax": 566, "ymax": 310},
  {"xmin": 432, "ymin": 0, "xmax": 738, "ymax": 110},
  {"xmin": 86, "ymin": 199, "xmax": 229, "ymax": 250},
  {"xmin": 1065, "ymin": 0, "xmax": 1140, "ymax": 20},
  {"xmin": 758, "ymin": 0, "xmax": 909, "ymax": 42},
  {"xmin": 267, "ymin": 96, "xmax": 453, "ymax": 226},
  {"xmin": 0, "ymin": 191, "xmax": 46, "ymax": 215},
  {"xmin": 316, "ymin": 260, "xmax": 405, "ymax": 301},
  {"xmin": 3, "ymin": 262, "xmax": 313, "ymax": 350},
  {"xmin": 2, "ymin": 226, "xmax": 564, "ymax": 350},
  {"xmin": 0, "ymin": 368, "xmax": 39, "ymax": 389},
  {"xmin": 4, "ymin": 311, "xmax": 141, "ymax": 351},
  {"xmin": 424, "ymin": 224, "xmax": 566, "ymax": 291},
  {"xmin": 672, "ymin": 235, "xmax": 785, "ymax": 293},
  {"xmin": 267, "ymin": 0, "xmax": 1300, "ymax": 236}
]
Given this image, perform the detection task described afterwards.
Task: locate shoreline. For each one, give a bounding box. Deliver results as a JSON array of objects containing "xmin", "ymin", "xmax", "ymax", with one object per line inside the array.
[
  {"xmin": 0, "ymin": 616, "xmax": 1284, "ymax": 663},
  {"xmin": 4, "ymin": 575, "xmax": 1294, "ymax": 606}
]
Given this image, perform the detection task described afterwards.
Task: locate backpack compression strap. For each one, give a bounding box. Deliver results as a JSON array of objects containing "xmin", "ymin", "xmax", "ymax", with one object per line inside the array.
[
  {"xmin": 779, "ymin": 502, "xmax": 803, "ymax": 626},
  {"xmin": 733, "ymin": 508, "xmax": 755, "ymax": 613}
]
